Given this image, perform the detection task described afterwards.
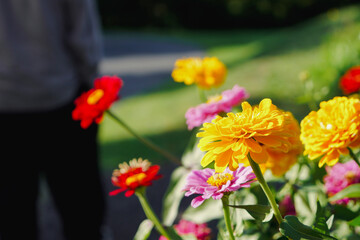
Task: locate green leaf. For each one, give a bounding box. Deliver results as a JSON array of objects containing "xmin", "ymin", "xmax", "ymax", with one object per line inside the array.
[
  {"xmin": 349, "ymin": 215, "xmax": 360, "ymax": 226},
  {"xmin": 166, "ymin": 226, "xmax": 184, "ymax": 240},
  {"xmin": 162, "ymin": 136, "xmax": 205, "ymax": 226},
  {"xmin": 182, "ymin": 199, "xmax": 223, "ymax": 223},
  {"xmin": 313, "ymin": 201, "xmax": 329, "ymax": 235},
  {"xmin": 326, "ymin": 215, "xmax": 334, "ymax": 230},
  {"xmin": 228, "ymin": 204, "xmax": 272, "ymax": 222},
  {"xmin": 217, "ymin": 219, "xmax": 233, "ymax": 240},
  {"xmin": 181, "ymin": 135, "xmax": 204, "ymax": 168},
  {"xmin": 328, "ymin": 183, "xmax": 360, "ymax": 202},
  {"xmin": 134, "ymin": 219, "xmax": 154, "ymax": 240},
  {"xmin": 231, "ymin": 206, "xmax": 244, "ymax": 237},
  {"xmin": 179, "ymin": 235, "xmax": 198, "ymax": 240},
  {"xmin": 162, "ymin": 136, "xmax": 211, "ymax": 226},
  {"xmin": 333, "ymin": 204, "xmax": 359, "ymax": 221},
  {"xmin": 162, "ymin": 166, "xmax": 189, "ymax": 226},
  {"xmin": 217, "ymin": 224, "xmax": 228, "ymax": 240},
  {"xmin": 280, "ymin": 216, "xmax": 337, "ymax": 240},
  {"xmin": 294, "ymin": 190, "xmax": 317, "ymax": 223}
]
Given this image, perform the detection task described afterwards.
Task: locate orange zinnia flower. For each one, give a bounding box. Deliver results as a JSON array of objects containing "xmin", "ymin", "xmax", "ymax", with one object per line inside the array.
[
  {"xmin": 72, "ymin": 76, "xmax": 123, "ymax": 129},
  {"xmin": 301, "ymin": 96, "xmax": 360, "ymax": 167},
  {"xmin": 110, "ymin": 158, "xmax": 162, "ymax": 197},
  {"xmin": 197, "ymin": 99, "xmax": 299, "ymax": 173},
  {"xmin": 261, "ymin": 112, "xmax": 303, "ymax": 176}
]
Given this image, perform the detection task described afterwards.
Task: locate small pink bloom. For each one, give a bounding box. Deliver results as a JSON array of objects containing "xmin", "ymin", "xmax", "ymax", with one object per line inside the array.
[
  {"xmin": 185, "ymin": 85, "xmax": 249, "ymax": 130},
  {"xmin": 324, "ymin": 160, "xmax": 360, "ymax": 204},
  {"xmin": 279, "ymin": 195, "xmax": 296, "ymax": 217},
  {"xmin": 159, "ymin": 219, "xmax": 211, "ymax": 240},
  {"xmin": 183, "ymin": 165, "xmax": 256, "ymax": 208}
]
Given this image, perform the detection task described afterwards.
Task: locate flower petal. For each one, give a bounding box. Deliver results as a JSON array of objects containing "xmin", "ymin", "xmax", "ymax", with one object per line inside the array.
[
  {"xmin": 191, "ymin": 196, "xmax": 206, "ymax": 208},
  {"xmin": 245, "ymin": 138, "xmax": 262, "ymax": 153},
  {"xmin": 201, "ymin": 152, "xmax": 216, "ymax": 168},
  {"xmin": 125, "ymin": 189, "xmax": 135, "ymax": 197},
  {"xmin": 249, "ymin": 148, "xmax": 269, "ymax": 164},
  {"xmin": 109, "ymin": 188, "xmax": 126, "ymax": 196}
]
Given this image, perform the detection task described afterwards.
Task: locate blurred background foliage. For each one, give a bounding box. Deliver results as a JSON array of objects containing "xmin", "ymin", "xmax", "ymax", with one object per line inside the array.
[{"xmin": 97, "ymin": 0, "xmax": 358, "ymax": 29}]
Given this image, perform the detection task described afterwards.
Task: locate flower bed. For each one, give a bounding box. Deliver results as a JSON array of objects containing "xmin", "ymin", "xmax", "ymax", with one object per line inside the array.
[{"xmin": 71, "ymin": 49, "xmax": 360, "ymax": 238}]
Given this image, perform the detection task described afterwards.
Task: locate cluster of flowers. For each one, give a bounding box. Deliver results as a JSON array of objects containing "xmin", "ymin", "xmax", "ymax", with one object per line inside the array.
[{"xmin": 70, "ymin": 56, "xmax": 360, "ymax": 239}]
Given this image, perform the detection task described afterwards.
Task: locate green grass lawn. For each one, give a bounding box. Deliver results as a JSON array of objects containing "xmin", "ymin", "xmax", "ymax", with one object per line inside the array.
[{"xmin": 99, "ymin": 4, "xmax": 360, "ymax": 170}]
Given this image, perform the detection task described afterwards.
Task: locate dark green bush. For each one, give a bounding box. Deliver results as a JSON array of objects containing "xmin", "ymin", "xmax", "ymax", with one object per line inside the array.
[{"xmin": 97, "ymin": 0, "xmax": 358, "ymax": 29}]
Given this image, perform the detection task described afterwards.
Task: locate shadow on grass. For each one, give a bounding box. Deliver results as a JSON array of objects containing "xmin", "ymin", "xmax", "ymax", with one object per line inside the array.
[{"xmin": 100, "ymin": 128, "xmax": 192, "ymax": 170}]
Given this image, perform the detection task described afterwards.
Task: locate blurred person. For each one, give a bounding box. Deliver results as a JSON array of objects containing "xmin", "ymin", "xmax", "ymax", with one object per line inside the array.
[{"xmin": 0, "ymin": 0, "xmax": 106, "ymax": 240}]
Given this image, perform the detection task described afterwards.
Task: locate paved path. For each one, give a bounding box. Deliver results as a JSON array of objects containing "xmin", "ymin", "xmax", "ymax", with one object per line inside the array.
[
  {"xmin": 38, "ymin": 33, "xmax": 204, "ymax": 240},
  {"xmin": 100, "ymin": 33, "xmax": 204, "ymax": 97}
]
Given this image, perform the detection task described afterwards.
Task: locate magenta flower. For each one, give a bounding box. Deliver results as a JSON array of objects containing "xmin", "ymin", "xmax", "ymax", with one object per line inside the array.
[
  {"xmin": 324, "ymin": 160, "xmax": 360, "ymax": 204},
  {"xmin": 183, "ymin": 165, "xmax": 256, "ymax": 208},
  {"xmin": 185, "ymin": 85, "xmax": 249, "ymax": 130},
  {"xmin": 279, "ymin": 195, "xmax": 296, "ymax": 217},
  {"xmin": 159, "ymin": 219, "xmax": 211, "ymax": 240}
]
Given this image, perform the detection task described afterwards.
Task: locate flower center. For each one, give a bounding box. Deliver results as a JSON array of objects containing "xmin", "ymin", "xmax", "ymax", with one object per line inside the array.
[
  {"xmin": 207, "ymin": 173, "xmax": 234, "ymax": 188},
  {"xmin": 87, "ymin": 89, "xmax": 104, "ymax": 105},
  {"xmin": 207, "ymin": 95, "xmax": 222, "ymax": 104},
  {"xmin": 345, "ymin": 171, "xmax": 356, "ymax": 181},
  {"xmin": 125, "ymin": 173, "xmax": 147, "ymax": 186}
]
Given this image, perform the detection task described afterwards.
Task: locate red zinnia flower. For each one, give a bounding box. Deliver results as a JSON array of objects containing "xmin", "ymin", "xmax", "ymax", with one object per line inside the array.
[
  {"xmin": 72, "ymin": 75, "xmax": 123, "ymax": 129},
  {"xmin": 339, "ymin": 66, "xmax": 360, "ymax": 95},
  {"xmin": 110, "ymin": 158, "xmax": 162, "ymax": 197}
]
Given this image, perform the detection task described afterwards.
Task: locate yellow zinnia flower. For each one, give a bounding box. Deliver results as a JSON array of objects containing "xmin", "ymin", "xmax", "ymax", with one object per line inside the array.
[
  {"xmin": 197, "ymin": 98, "xmax": 299, "ymax": 172},
  {"xmin": 171, "ymin": 57, "xmax": 226, "ymax": 89},
  {"xmin": 300, "ymin": 96, "xmax": 360, "ymax": 167}
]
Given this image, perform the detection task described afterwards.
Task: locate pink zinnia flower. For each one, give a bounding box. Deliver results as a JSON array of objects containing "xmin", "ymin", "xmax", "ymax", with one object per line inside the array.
[
  {"xmin": 183, "ymin": 165, "xmax": 256, "ymax": 208},
  {"xmin": 185, "ymin": 85, "xmax": 249, "ymax": 130},
  {"xmin": 279, "ymin": 195, "xmax": 296, "ymax": 217},
  {"xmin": 324, "ymin": 160, "xmax": 360, "ymax": 204},
  {"xmin": 159, "ymin": 219, "xmax": 211, "ymax": 240}
]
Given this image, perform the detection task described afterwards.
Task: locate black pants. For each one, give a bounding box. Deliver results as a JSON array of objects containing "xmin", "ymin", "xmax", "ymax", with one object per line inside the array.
[{"xmin": 0, "ymin": 101, "xmax": 105, "ymax": 240}]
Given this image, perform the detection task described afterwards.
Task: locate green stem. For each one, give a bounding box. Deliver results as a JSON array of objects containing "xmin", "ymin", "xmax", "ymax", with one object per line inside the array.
[
  {"xmin": 221, "ymin": 195, "xmax": 236, "ymax": 240},
  {"xmin": 348, "ymin": 147, "xmax": 360, "ymax": 167},
  {"xmin": 248, "ymin": 154, "xmax": 283, "ymax": 225},
  {"xmin": 106, "ymin": 110, "xmax": 182, "ymax": 166},
  {"xmin": 293, "ymin": 161, "xmax": 303, "ymax": 184},
  {"xmin": 135, "ymin": 188, "xmax": 171, "ymax": 239}
]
